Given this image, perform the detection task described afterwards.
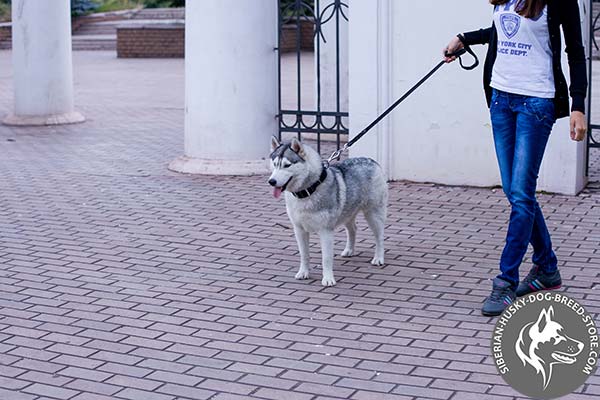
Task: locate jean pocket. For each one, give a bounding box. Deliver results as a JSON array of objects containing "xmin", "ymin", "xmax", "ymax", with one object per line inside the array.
[
  {"xmin": 490, "ymin": 90, "xmax": 502, "ymax": 115},
  {"xmin": 524, "ymin": 98, "xmax": 555, "ymax": 123},
  {"xmin": 491, "ymin": 89, "xmax": 500, "ymax": 103}
]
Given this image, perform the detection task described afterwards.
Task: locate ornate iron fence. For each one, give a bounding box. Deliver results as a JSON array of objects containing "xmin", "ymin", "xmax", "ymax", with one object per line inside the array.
[{"xmin": 277, "ymin": 0, "xmax": 349, "ymax": 153}]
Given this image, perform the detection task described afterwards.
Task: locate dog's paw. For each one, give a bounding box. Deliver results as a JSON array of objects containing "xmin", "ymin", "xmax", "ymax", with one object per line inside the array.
[
  {"xmin": 321, "ymin": 276, "xmax": 336, "ymax": 287},
  {"xmin": 340, "ymin": 248, "xmax": 354, "ymax": 257},
  {"xmin": 295, "ymin": 269, "xmax": 310, "ymax": 280},
  {"xmin": 370, "ymin": 256, "xmax": 384, "ymax": 266}
]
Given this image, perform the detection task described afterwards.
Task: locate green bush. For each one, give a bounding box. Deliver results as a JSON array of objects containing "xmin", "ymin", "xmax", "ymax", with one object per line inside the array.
[
  {"xmin": 96, "ymin": 0, "xmax": 142, "ymax": 13},
  {"xmin": 143, "ymin": 0, "xmax": 184, "ymax": 8},
  {"xmin": 0, "ymin": 0, "xmax": 9, "ymax": 22},
  {"xmin": 280, "ymin": 0, "xmax": 315, "ymax": 18},
  {"xmin": 72, "ymin": 0, "xmax": 100, "ymax": 16}
]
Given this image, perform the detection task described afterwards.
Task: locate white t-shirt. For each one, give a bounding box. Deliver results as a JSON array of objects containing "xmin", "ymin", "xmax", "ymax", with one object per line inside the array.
[{"xmin": 490, "ymin": 1, "xmax": 555, "ymax": 98}]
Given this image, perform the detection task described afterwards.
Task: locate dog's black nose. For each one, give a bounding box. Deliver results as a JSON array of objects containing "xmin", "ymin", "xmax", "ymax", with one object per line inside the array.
[{"xmin": 268, "ymin": 179, "xmax": 277, "ymax": 187}]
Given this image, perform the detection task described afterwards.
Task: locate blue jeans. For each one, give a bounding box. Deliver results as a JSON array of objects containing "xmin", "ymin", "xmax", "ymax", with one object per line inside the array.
[{"xmin": 490, "ymin": 89, "xmax": 558, "ymax": 287}]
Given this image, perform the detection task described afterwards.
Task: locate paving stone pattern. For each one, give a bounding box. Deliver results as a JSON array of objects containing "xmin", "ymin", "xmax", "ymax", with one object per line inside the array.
[{"xmin": 0, "ymin": 51, "xmax": 599, "ymax": 400}]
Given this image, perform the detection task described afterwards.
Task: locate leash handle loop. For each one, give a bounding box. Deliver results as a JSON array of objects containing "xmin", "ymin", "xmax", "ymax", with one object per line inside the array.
[
  {"xmin": 445, "ymin": 45, "xmax": 479, "ymax": 71},
  {"xmin": 445, "ymin": 48, "xmax": 467, "ymax": 58}
]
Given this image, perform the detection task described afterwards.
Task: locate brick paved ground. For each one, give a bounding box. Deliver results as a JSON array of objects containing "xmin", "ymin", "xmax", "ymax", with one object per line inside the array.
[{"xmin": 0, "ymin": 50, "xmax": 599, "ymax": 400}]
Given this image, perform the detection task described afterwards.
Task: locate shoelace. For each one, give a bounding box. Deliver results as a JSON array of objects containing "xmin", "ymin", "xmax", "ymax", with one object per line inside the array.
[{"xmin": 489, "ymin": 286, "xmax": 511, "ymax": 301}]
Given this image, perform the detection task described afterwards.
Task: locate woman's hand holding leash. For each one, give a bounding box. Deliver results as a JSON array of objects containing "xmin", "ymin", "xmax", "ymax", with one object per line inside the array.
[
  {"xmin": 570, "ymin": 111, "xmax": 587, "ymax": 142},
  {"xmin": 444, "ymin": 35, "xmax": 465, "ymax": 63}
]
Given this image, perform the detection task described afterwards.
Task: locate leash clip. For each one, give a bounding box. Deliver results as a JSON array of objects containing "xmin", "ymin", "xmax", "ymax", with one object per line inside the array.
[{"xmin": 326, "ymin": 143, "xmax": 349, "ymax": 166}]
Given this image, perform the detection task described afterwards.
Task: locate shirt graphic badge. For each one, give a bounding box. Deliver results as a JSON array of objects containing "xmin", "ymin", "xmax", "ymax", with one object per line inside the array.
[{"xmin": 500, "ymin": 13, "xmax": 521, "ymax": 39}]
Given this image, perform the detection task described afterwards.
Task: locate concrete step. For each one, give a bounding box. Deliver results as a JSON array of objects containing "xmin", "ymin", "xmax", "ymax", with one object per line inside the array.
[
  {"xmin": 114, "ymin": 18, "xmax": 183, "ymax": 27},
  {"xmin": 75, "ymin": 24, "xmax": 119, "ymax": 35},
  {"xmin": 74, "ymin": 18, "xmax": 184, "ymax": 37},
  {"xmin": 72, "ymin": 34, "xmax": 116, "ymax": 51}
]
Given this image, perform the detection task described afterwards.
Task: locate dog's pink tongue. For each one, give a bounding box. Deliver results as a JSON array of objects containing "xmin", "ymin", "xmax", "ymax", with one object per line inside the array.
[{"xmin": 273, "ymin": 187, "xmax": 283, "ymax": 199}]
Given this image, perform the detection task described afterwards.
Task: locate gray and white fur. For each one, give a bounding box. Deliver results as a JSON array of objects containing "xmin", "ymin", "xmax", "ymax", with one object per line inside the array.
[{"xmin": 268, "ymin": 137, "xmax": 388, "ymax": 286}]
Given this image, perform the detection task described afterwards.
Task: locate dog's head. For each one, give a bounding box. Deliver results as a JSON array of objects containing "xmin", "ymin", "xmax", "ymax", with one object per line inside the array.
[
  {"xmin": 268, "ymin": 137, "xmax": 321, "ymax": 198},
  {"xmin": 516, "ymin": 306, "xmax": 584, "ymax": 389}
]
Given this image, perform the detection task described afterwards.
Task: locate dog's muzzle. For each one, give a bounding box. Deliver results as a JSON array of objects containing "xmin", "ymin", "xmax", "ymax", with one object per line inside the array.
[{"xmin": 269, "ymin": 177, "xmax": 292, "ymax": 199}]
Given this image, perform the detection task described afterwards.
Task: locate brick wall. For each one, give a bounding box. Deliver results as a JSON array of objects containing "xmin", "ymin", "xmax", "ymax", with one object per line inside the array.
[
  {"xmin": 117, "ymin": 24, "xmax": 184, "ymax": 58},
  {"xmin": 300, "ymin": 19, "xmax": 314, "ymax": 51},
  {"xmin": 0, "ymin": 23, "xmax": 11, "ymax": 50},
  {"xmin": 280, "ymin": 18, "xmax": 315, "ymax": 53}
]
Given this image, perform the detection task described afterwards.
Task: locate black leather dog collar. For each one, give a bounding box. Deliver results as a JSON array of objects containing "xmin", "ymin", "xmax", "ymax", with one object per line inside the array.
[{"xmin": 292, "ymin": 167, "xmax": 328, "ymax": 199}]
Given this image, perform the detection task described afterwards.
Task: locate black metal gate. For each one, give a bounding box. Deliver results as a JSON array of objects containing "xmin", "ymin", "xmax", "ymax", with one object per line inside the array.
[
  {"xmin": 587, "ymin": 0, "xmax": 600, "ymax": 176},
  {"xmin": 277, "ymin": 0, "xmax": 349, "ymax": 154}
]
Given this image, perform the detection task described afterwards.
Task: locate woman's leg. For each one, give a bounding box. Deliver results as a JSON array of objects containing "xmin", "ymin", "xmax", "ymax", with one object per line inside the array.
[
  {"xmin": 530, "ymin": 204, "xmax": 558, "ymax": 272},
  {"xmin": 498, "ymin": 97, "xmax": 555, "ymax": 285},
  {"xmin": 482, "ymin": 90, "xmax": 520, "ymax": 316},
  {"xmin": 490, "ymin": 91, "xmax": 518, "ymax": 287}
]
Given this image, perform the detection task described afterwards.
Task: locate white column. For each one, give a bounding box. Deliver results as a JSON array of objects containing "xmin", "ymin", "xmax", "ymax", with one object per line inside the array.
[
  {"xmin": 169, "ymin": 0, "xmax": 277, "ymax": 175},
  {"xmin": 348, "ymin": 0, "xmax": 393, "ymax": 177},
  {"xmin": 317, "ymin": 1, "xmax": 349, "ymax": 118},
  {"xmin": 3, "ymin": 0, "xmax": 84, "ymax": 126}
]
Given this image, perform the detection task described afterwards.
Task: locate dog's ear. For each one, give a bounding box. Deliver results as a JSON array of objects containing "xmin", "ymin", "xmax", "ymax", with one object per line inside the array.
[
  {"xmin": 290, "ymin": 138, "xmax": 306, "ymax": 158},
  {"xmin": 271, "ymin": 136, "xmax": 281, "ymax": 152},
  {"xmin": 535, "ymin": 307, "xmax": 553, "ymax": 333}
]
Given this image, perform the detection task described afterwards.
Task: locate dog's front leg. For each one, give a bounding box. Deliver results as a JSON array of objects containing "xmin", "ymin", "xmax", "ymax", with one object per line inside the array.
[
  {"xmin": 293, "ymin": 226, "xmax": 310, "ymax": 280},
  {"xmin": 319, "ymin": 230, "xmax": 336, "ymax": 287}
]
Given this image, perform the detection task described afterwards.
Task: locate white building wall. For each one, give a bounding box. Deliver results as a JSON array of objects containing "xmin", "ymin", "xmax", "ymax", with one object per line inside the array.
[{"xmin": 349, "ymin": 0, "xmax": 589, "ymax": 194}]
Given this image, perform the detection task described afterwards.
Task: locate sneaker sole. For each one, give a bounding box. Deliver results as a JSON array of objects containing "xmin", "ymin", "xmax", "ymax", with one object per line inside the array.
[
  {"xmin": 481, "ymin": 310, "xmax": 504, "ymax": 317},
  {"xmin": 516, "ymin": 284, "xmax": 562, "ymax": 297}
]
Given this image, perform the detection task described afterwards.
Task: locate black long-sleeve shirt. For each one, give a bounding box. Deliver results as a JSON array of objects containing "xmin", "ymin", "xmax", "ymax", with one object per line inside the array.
[{"xmin": 461, "ymin": 0, "xmax": 587, "ymax": 119}]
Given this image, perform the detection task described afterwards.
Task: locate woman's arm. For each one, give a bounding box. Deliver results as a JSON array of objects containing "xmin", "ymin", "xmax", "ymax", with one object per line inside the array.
[
  {"xmin": 461, "ymin": 27, "xmax": 493, "ymax": 46},
  {"xmin": 561, "ymin": 0, "xmax": 587, "ymax": 140},
  {"xmin": 561, "ymin": 0, "xmax": 587, "ymax": 114},
  {"xmin": 444, "ymin": 27, "xmax": 492, "ymax": 63}
]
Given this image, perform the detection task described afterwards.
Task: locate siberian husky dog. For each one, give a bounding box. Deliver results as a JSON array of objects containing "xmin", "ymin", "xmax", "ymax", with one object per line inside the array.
[{"xmin": 268, "ymin": 137, "xmax": 388, "ymax": 287}]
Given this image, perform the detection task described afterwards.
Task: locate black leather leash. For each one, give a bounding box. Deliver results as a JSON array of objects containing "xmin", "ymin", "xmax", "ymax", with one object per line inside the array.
[{"xmin": 326, "ymin": 46, "xmax": 479, "ymax": 165}]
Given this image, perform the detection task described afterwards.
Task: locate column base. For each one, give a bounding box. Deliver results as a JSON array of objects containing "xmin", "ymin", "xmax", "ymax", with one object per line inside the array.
[
  {"xmin": 3, "ymin": 111, "xmax": 86, "ymax": 126},
  {"xmin": 168, "ymin": 156, "xmax": 270, "ymax": 176}
]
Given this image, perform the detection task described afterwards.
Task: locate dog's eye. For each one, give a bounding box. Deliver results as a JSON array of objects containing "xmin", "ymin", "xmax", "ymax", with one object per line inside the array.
[
  {"xmin": 284, "ymin": 164, "xmax": 291, "ymax": 168},
  {"xmin": 553, "ymin": 336, "xmax": 565, "ymax": 345}
]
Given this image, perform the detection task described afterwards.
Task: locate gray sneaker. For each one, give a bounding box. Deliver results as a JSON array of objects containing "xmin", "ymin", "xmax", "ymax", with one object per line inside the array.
[
  {"xmin": 516, "ymin": 266, "xmax": 562, "ymax": 297},
  {"xmin": 482, "ymin": 277, "xmax": 516, "ymax": 317}
]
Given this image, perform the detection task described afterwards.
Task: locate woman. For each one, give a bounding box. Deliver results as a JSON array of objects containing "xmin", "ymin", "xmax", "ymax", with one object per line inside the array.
[{"xmin": 444, "ymin": 0, "xmax": 587, "ymax": 316}]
